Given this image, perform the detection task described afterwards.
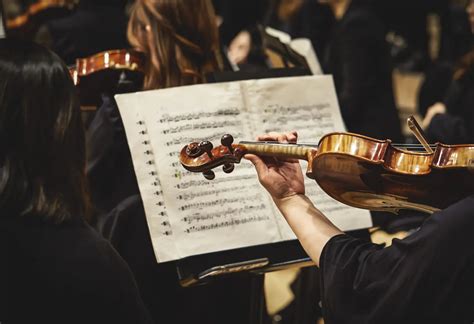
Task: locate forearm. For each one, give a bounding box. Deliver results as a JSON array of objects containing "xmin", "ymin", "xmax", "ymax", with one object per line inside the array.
[{"xmin": 275, "ymin": 194, "xmax": 343, "ymax": 266}]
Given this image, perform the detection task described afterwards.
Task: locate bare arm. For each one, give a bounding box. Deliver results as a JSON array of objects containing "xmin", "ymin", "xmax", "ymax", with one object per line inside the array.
[{"xmin": 245, "ymin": 131, "xmax": 342, "ymax": 266}]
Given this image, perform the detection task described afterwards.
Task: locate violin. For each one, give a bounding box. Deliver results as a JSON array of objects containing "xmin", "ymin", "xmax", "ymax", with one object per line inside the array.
[
  {"xmin": 6, "ymin": 0, "xmax": 78, "ymax": 36},
  {"xmin": 69, "ymin": 49, "xmax": 145, "ymax": 107},
  {"xmin": 180, "ymin": 132, "xmax": 474, "ymax": 214}
]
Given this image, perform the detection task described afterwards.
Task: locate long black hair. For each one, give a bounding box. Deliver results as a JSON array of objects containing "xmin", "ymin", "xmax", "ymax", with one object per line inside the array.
[{"xmin": 0, "ymin": 39, "xmax": 90, "ymax": 223}]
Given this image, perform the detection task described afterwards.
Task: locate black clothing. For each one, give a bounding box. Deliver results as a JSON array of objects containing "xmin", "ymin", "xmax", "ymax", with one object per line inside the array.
[
  {"xmin": 323, "ymin": 1, "xmax": 402, "ymax": 142},
  {"xmin": 426, "ymin": 63, "xmax": 474, "ymax": 144},
  {"xmin": 0, "ymin": 215, "xmax": 152, "ymax": 323},
  {"xmin": 320, "ymin": 195, "xmax": 474, "ymax": 323},
  {"xmin": 97, "ymin": 195, "xmax": 256, "ymax": 324},
  {"xmin": 265, "ymin": 0, "xmax": 334, "ymax": 60},
  {"xmin": 45, "ymin": 3, "xmax": 128, "ymax": 65}
]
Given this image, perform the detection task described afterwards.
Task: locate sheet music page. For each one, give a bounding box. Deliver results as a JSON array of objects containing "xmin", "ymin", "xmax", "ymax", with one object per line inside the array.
[
  {"xmin": 243, "ymin": 75, "xmax": 372, "ymax": 238},
  {"xmin": 118, "ymin": 82, "xmax": 284, "ymax": 260},
  {"xmin": 116, "ymin": 95, "xmax": 178, "ymax": 262}
]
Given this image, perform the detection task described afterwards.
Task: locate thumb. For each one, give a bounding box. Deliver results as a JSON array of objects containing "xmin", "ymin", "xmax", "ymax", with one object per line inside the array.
[{"xmin": 244, "ymin": 154, "xmax": 268, "ymax": 175}]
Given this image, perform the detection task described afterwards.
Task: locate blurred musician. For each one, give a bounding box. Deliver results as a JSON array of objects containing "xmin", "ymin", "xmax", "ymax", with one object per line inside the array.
[
  {"xmin": 0, "ymin": 38, "xmax": 152, "ymax": 323},
  {"xmin": 264, "ymin": 0, "xmax": 333, "ymax": 60},
  {"xmin": 422, "ymin": 0, "xmax": 474, "ymax": 144},
  {"xmin": 37, "ymin": 0, "xmax": 129, "ymax": 64},
  {"xmin": 422, "ymin": 62, "xmax": 474, "ymax": 144},
  {"xmin": 319, "ymin": 0, "xmax": 403, "ymax": 142},
  {"xmin": 87, "ymin": 0, "xmax": 224, "ymax": 215}
]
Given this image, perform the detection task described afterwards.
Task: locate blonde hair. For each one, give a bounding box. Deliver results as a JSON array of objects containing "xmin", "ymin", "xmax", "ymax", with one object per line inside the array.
[{"xmin": 128, "ymin": 0, "xmax": 223, "ymax": 90}]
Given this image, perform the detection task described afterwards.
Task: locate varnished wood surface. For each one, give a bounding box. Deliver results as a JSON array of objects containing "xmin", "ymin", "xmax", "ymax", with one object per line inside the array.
[
  {"xmin": 71, "ymin": 49, "xmax": 144, "ymax": 85},
  {"xmin": 180, "ymin": 132, "xmax": 474, "ymax": 213},
  {"xmin": 312, "ymin": 133, "xmax": 474, "ymax": 213}
]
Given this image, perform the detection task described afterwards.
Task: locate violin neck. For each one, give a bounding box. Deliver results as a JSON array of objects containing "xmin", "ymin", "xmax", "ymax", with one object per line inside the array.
[{"xmin": 238, "ymin": 141, "xmax": 316, "ymax": 161}]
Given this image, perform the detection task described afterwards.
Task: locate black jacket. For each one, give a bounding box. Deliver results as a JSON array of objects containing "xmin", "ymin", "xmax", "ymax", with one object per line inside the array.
[
  {"xmin": 321, "ymin": 195, "xmax": 474, "ymax": 323},
  {"xmin": 0, "ymin": 214, "xmax": 152, "ymax": 323}
]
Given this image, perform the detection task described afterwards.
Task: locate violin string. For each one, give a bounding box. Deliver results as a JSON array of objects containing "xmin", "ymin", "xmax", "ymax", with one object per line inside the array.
[{"xmin": 240, "ymin": 141, "xmax": 436, "ymax": 150}]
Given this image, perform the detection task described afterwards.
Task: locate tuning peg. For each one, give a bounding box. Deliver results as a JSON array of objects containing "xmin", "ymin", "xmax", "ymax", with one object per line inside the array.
[
  {"xmin": 199, "ymin": 141, "xmax": 213, "ymax": 158},
  {"xmin": 221, "ymin": 134, "xmax": 234, "ymax": 153},
  {"xmin": 223, "ymin": 163, "xmax": 234, "ymax": 174},
  {"xmin": 203, "ymin": 170, "xmax": 215, "ymax": 180}
]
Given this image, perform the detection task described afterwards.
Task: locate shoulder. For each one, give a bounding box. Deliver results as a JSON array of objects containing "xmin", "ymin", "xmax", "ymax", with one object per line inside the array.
[{"xmin": 59, "ymin": 222, "xmax": 133, "ymax": 279}]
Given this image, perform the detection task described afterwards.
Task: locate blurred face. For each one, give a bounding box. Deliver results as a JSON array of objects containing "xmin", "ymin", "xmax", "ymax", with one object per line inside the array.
[{"xmin": 467, "ymin": 0, "xmax": 474, "ymax": 33}]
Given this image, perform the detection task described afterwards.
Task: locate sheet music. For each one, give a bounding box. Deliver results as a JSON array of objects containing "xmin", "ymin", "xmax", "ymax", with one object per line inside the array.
[
  {"xmin": 116, "ymin": 75, "xmax": 372, "ymax": 262},
  {"xmin": 118, "ymin": 82, "xmax": 283, "ymax": 260},
  {"xmin": 244, "ymin": 75, "xmax": 372, "ymax": 236},
  {"xmin": 116, "ymin": 96, "xmax": 178, "ymax": 262}
]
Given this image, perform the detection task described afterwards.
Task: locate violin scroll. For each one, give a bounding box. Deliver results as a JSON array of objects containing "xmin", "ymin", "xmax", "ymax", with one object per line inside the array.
[{"xmin": 180, "ymin": 134, "xmax": 244, "ymax": 180}]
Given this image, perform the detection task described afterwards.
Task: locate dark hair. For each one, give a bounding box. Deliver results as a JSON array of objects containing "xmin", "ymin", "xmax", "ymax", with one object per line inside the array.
[{"xmin": 0, "ymin": 39, "xmax": 90, "ymax": 223}]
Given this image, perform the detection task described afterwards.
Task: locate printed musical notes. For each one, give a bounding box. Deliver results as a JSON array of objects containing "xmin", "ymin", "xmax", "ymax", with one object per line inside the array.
[
  {"xmin": 116, "ymin": 75, "xmax": 371, "ymax": 262},
  {"xmin": 244, "ymin": 76, "xmax": 372, "ymax": 233},
  {"xmin": 116, "ymin": 95, "xmax": 178, "ymax": 262}
]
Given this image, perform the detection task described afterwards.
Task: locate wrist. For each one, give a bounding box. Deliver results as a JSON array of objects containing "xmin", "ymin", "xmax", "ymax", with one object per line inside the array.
[{"xmin": 274, "ymin": 194, "xmax": 311, "ymax": 215}]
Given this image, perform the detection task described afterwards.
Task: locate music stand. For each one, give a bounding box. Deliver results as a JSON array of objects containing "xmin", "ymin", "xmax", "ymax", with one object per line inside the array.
[{"xmin": 260, "ymin": 29, "xmax": 310, "ymax": 70}]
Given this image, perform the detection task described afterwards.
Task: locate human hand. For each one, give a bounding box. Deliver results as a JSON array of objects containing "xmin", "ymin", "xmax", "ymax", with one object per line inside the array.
[
  {"xmin": 422, "ymin": 102, "xmax": 446, "ymax": 129},
  {"xmin": 244, "ymin": 131, "xmax": 305, "ymax": 203},
  {"xmin": 227, "ymin": 30, "xmax": 251, "ymax": 65}
]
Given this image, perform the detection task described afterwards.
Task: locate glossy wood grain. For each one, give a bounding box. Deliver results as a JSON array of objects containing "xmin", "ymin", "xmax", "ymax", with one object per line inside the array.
[
  {"xmin": 71, "ymin": 49, "xmax": 144, "ymax": 85},
  {"xmin": 180, "ymin": 132, "xmax": 474, "ymax": 214}
]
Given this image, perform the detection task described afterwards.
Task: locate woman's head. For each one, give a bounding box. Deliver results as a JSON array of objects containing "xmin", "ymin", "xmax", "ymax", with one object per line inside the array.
[
  {"xmin": 0, "ymin": 39, "xmax": 89, "ymax": 223},
  {"xmin": 127, "ymin": 0, "xmax": 222, "ymax": 90}
]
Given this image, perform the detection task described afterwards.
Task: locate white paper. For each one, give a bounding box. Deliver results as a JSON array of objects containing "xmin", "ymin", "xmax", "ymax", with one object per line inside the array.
[
  {"xmin": 118, "ymin": 82, "xmax": 283, "ymax": 260},
  {"xmin": 116, "ymin": 75, "xmax": 372, "ymax": 262},
  {"xmin": 116, "ymin": 96, "xmax": 178, "ymax": 262},
  {"xmin": 243, "ymin": 75, "xmax": 372, "ymax": 236}
]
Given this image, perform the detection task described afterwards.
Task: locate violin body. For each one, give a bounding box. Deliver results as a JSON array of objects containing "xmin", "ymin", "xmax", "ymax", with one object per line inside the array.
[
  {"xmin": 309, "ymin": 133, "xmax": 474, "ymax": 213},
  {"xmin": 70, "ymin": 49, "xmax": 145, "ymax": 106},
  {"xmin": 180, "ymin": 132, "xmax": 474, "ymax": 214}
]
